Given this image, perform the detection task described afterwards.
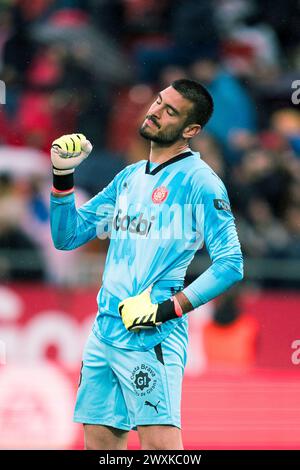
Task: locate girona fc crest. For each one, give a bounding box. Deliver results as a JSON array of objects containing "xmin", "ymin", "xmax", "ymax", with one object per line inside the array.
[{"xmin": 152, "ymin": 186, "xmax": 168, "ymax": 204}]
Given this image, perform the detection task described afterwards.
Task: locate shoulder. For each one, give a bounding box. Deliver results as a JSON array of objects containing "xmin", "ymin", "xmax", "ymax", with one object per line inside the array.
[
  {"xmin": 113, "ymin": 160, "xmax": 146, "ymax": 184},
  {"xmin": 118, "ymin": 160, "xmax": 146, "ymax": 177},
  {"xmin": 189, "ymin": 157, "xmax": 227, "ymax": 197}
]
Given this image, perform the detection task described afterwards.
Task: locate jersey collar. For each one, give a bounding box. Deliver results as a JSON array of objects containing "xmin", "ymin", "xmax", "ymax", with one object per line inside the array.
[{"xmin": 145, "ymin": 150, "xmax": 193, "ymax": 176}]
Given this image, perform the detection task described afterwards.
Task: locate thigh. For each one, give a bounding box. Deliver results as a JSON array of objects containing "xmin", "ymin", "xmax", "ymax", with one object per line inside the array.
[
  {"xmin": 73, "ymin": 331, "xmax": 131, "ymax": 432},
  {"xmin": 84, "ymin": 424, "xmax": 128, "ymax": 450},
  {"xmin": 110, "ymin": 326, "xmax": 188, "ymax": 430}
]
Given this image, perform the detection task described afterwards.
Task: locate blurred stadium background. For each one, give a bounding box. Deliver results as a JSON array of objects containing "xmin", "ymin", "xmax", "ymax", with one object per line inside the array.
[{"xmin": 0, "ymin": 0, "xmax": 300, "ymax": 450}]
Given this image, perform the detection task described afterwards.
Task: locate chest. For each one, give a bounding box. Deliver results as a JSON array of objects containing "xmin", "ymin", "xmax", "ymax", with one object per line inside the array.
[
  {"xmin": 117, "ymin": 169, "xmax": 192, "ymax": 211},
  {"xmin": 112, "ymin": 169, "xmax": 198, "ymax": 238}
]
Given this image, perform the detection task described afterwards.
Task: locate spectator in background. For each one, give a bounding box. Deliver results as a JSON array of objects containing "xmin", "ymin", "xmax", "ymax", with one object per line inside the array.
[
  {"xmin": 189, "ymin": 53, "xmax": 257, "ymax": 164},
  {"xmin": 228, "ymin": 148, "xmax": 292, "ymax": 218},
  {"xmin": 191, "ymin": 133, "xmax": 226, "ymax": 180},
  {"xmin": 271, "ymin": 109, "xmax": 300, "ymax": 158},
  {"xmin": 283, "ymin": 204, "xmax": 300, "ymax": 257},
  {"xmin": 274, "ymin": 203, "xmax": 300, "ymax": 263},
  {"xmin": 134, "ymin": 0, "xmax": 219, "ymax": 83},
  {"xmin": 237, "ymin": 196, "xmax": 289, "ymax": 259},
  {"xmin": 257, "ymin": 0, "xmax": 300, "ymax": 55},
  {"xmin": 0, "ymin": 174, "xmax": 45, "ymax": 281},
  {"xmin": 268, "ymin": 203, "xmax": 300, "ymax": 289},
  {"xmin": 17, "ymin": 43, "xmax": 82, "ymax": 152},
  {"xmin": 1, "ymin": 4, "xmax": 36, "ymax": 116}
]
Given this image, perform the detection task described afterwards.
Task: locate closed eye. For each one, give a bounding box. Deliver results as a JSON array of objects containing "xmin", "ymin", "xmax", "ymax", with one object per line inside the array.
[
  {"xmin": 167, "ymin": 108, "xmax": 176, "ymax": 116},
  {"xmin": 156, "ymin": 93, "xmax": 180, "ymax": 116}
]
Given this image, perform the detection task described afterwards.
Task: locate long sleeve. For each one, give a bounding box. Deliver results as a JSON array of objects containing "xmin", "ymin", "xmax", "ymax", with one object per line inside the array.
[
  {"xmin": 50, "ymin": 178, "xmax": 117, "ymax": 251},
  {"xmin": 182, "ymin": 173, "xmax": 243, "ymax": 308}
]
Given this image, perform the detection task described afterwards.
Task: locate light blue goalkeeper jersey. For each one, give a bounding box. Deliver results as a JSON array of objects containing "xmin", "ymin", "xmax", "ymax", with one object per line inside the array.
[{"xmin": 50, "ymin": 150, "xmax": 243, "ymax": 350}]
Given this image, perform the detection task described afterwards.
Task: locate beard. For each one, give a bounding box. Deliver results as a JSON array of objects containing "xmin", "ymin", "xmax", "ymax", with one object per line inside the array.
[{"xmin": 139, "ymin": 120, "xmax": 186, "ymax": 146}]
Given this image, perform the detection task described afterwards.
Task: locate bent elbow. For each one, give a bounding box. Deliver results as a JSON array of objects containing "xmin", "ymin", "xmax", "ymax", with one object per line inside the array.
[
  {"xmin": 52, "ymin": 237, "xmax": 72, "ymax": 251},
  {"xmin": 53, "ymin": 241, "xmax": 67, "ymax": 251},
  {"xmin": 54, "ymin": 244, "xmax": 68, "ymax": 251},
  {"xmin": 236, "ymin": 267, "xmax": 244, "ymax": 282},
  {"xmin": 232, "ymin": 256, "xmax": 244, "ymax": 283}
]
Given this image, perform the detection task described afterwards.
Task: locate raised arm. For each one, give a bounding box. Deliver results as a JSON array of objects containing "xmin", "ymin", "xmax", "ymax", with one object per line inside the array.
[{"xmin": 49, "ymin": 133, "xmax": 117, "ymax": 250}]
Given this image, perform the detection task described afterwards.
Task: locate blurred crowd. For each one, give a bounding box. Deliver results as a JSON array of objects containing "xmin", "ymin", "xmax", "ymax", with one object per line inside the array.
[{"xmin": 0, "ymin": 0, "xmax": 300, "ymax": 287}]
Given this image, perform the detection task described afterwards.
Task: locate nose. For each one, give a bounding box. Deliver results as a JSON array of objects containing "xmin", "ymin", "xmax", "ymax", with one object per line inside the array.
[{"xmin": 149, "ymin": 102, "xmax": 162, "ymax": 119}]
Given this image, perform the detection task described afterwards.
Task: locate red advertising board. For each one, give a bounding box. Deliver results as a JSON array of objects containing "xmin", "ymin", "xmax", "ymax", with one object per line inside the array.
[{"xmin": 0, "ymin": 285, "xmax": 300, "ymax": 449}]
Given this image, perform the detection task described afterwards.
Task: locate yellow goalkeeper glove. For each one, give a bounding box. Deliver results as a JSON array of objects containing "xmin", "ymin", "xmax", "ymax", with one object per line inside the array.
[
  {"xmin": 51, "ymin": 133, "xmax": 93, "ymax": 176},
  {"xmin": 118, "ymin": 288, "xmax": 183, "ymax": 332}
]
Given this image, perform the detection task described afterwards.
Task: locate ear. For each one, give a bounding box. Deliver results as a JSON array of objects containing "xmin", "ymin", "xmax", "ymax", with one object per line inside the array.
[{"xmin": 182, "ymin": 124, "xmax": 201, "ymax": 140}]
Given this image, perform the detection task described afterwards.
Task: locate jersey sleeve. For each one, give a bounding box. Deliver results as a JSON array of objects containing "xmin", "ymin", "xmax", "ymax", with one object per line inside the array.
[
  {"xmin": 182, "ymin": 171, "xmax": 243, "ymax": 308},
  {"xmin": 50, "ymin": 172, "xmax": 118, "ymax": 250}
]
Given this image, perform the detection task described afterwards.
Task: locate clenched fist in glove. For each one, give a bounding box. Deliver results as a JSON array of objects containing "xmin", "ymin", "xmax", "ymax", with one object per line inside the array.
[
  {"xmin": 51, "ymin": 133, "xmax": 93, "ymax": 176},
  {"xmin": 118, "ymin": 287, "xmax": 183, "ymax": 333}
]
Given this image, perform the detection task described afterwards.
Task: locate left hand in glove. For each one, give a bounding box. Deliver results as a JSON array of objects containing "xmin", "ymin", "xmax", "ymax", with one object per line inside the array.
[{"xmin": 118, "ymin": 287, "xmax": 183, "ymax": 332}]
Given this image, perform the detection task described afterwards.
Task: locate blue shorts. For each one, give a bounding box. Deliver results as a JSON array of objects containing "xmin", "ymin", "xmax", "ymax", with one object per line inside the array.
[{"xmin": 73, "ymin": 325, "xmax": 188, "ymax": 430}]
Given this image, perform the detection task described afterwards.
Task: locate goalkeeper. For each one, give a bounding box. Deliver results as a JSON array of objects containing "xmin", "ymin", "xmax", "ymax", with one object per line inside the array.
[{"xmin": 50, "ymin": 79, "xmax": 243, "ymax": 450}]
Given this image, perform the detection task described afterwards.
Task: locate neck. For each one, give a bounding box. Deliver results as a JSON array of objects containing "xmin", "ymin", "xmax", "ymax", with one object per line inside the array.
[{"xmin": 149, "ymin": 140, "xmax": 190, "ymax": 164}]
